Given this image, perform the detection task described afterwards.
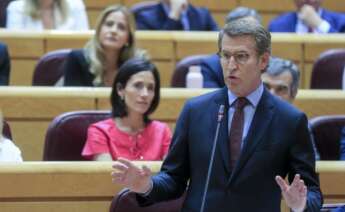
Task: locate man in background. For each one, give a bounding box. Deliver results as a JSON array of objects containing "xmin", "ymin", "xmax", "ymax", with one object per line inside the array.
[
  {"xmin": 134, "ymin": 0, "xmax": 218, "ymax": 31},
  {"xmin": 269, "ymin": 0, "xmax": 345, "ymax": 33}
]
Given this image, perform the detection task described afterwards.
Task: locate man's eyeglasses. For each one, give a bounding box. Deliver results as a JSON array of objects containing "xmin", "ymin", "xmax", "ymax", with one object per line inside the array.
[{"xmin": 217, "ymin": 51, "xmax": 250, "ymax": 65}]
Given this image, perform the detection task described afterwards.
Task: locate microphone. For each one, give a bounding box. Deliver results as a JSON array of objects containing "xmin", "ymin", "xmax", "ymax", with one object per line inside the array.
[{"xmin": 200, "ymin": 104, "xmax": 225, "ymax": 212}]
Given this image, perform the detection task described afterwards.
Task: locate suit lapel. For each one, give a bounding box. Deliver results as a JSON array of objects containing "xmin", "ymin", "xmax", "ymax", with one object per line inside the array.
[
  {"xmin": 228, "ymin": 90, "xmax": 275, "ymax": 184},
  {"xmin": 213, "ymin": 87, "xmax": 231, "ymax": 174}
]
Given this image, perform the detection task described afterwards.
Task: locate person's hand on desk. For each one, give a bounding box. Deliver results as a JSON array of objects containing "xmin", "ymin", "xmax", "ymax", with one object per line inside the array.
[
  {"xmin": 112, "ymin": 157, "xmax": 152, "ymax": 194},
  {"xmin": 275, "ymin": 174, "xmax": 307, "ymax": 212}
]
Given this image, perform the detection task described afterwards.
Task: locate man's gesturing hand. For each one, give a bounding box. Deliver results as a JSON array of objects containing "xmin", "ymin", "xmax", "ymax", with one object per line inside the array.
[{"xmin": 112, "ymin": 157, "xmax": 152, "ymax": 194}]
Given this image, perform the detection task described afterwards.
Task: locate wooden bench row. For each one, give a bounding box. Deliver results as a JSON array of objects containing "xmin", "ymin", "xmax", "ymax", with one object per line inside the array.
[
  {"xmin": 1, "ymin": 87, "xmax": 345, "ymax": 161},
  {"xmin": 0, "ymin": 161, "xmax": 343, "ymax": 212},
  {"xmin": 83, "ymin": 0, "xmax": 345, "ymax": 28},
  {"xmin": 1, "ymin": 30, "xmax": 345, "ymax": 88}
]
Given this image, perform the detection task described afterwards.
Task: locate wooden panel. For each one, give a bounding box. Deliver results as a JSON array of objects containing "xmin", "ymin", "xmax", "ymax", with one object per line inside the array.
[
  {"xmin": 0, "ymin": 37, "xmax": 44, "ymax": 58},
  {"xmin": 240, "ymin": 0, "xmax": 295, "ymax": 12},
  {"xmin": 155, "ymin": 61, "xmax": 174, "ymax": 87},
  {"xmin": 322, "ymin": 0, "xmax": 345, "ymax": 12},
  {"xmin": 213, "ymin": 12, "xmax": 227, "ymax": 28},
  {"xmin": 87, "ymin": 10, "xmax": 102, "ymax": 29},
  {"xmin": 9, "ymin": 121, "xmax": 50, "ymax": 161},
  {"xmin": 294, "ymin": 91, "xmax": 345, "ymax": 118},
  {"xmin": 0, "ymin": 97, "xmax": 94, "ymax": 118},
  {"xmin": 46, "ymin": 36, "xmax": 90, "ymax": 52},
  {"xmin": 304, "ymin": 43, "xmax": 345, "ymax": 62},
  {"xmin": 272, "ymin": 42, "xmax": 302, "ymax": 61},
  {"xmin": 10, "ymin": 59, "xmax": 36, "ymax": 86},
  {"xmin": 176, "ymin": 40, "xmax": 217, "ymax": 59},
  {"xmin": 0, "ymin": 201, "xmax": 110, "ymax": 212},
  {"xmin": 303, "ymin": 63, "xmax": 313, "ymax": 89},
  {"xmin": 137, "ymin": 35, "xmax": 174, "ymax": 60},
  {"xmin": 0, "ymin": 161, "xmax": 342, "ymax": 212},
  {"xmin": 262, "ymin": 13, "xmax": 278, "ymax": 28},
  {"xmin": 84, "ymin": 0, "xmax": 120, "ymax": 9}
]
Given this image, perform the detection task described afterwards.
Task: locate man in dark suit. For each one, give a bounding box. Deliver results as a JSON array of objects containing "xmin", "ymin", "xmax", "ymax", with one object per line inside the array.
[
  {"xmin": 269, "ymin": 0, "xmax": 345, "ymax": 33},
  {"xmin": 0, "ymin": 42, "xmax": 10, "ymax": 85},
  {"xmin": 112, "ymin": 19, "xmax": 322, "ymax": 211},
  {"xmin": 134, "ymin": 0, "xmax": 218, "ymax": 31}
]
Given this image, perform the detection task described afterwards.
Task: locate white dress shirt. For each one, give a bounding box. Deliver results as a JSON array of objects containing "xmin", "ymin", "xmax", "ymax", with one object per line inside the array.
[
  {"xmin": 0, "ymin": 137, "xmax": 23, "ymax": 162},
  {"xmin": 227, "ymin": 83, "xmax": 264, "ymax": 149}
]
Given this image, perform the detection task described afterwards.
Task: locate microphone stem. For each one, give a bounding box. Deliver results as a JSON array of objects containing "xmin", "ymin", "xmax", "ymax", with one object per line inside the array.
[{"xmin": 200, "ymin": 118, "xmax": 222, "ymax": 212}]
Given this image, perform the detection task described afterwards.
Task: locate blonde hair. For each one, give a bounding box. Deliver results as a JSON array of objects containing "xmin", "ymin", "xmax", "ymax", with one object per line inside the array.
[
  {"xmin": 23, "ymin": 0, "xmax": 69, "ymax": 23},
  {"xmin": 83, "ymin": 4, "xmax": 147, "ymax": 86}
]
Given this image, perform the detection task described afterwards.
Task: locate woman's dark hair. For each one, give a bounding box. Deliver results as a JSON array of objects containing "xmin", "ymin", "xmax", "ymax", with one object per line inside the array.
[{"xmin": 110, "ymin": 58, "xmax": 160, "ymax": 123}]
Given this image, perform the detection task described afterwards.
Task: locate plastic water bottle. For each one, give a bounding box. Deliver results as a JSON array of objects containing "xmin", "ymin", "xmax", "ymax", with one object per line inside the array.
[{"xmin": 186, "ymin": 65, "xmax": 203, "ymax": 88}]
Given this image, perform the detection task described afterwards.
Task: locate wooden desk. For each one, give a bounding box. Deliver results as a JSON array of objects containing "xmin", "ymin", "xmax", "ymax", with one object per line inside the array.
[
  {"xmin": 1, "ymin": 87, "xmax": 345, "ymax": 160},
  {"xmin": 0, "ymin": 161, "xmax": 342, "ymax": 212},
  {"xmin": 2, "ymin": 31, "xmax": 345, "ymax": 88}
]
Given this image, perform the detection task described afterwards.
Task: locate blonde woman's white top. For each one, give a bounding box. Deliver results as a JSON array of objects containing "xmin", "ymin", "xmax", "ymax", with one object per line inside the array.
[
  {"xmin": 0, "ymin": 137, "xmax": 23, "ymax": 162},
  {"xmin": 6, "ymin": 0, "xmax": 89, "ymax": 30}
]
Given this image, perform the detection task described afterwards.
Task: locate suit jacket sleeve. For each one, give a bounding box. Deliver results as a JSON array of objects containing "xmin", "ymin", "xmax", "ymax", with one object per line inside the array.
[
  {"xmin": 0, "ymin": 45, "xmax": 10, "ymax": 85},
  {"xmin": 288, "ymin": 114, "xmax": 323, "ymax": 211}
]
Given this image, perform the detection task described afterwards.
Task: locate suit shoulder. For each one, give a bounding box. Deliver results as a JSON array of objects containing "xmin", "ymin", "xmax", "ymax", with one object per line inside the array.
[
  {"xmin": 269, "ymin": 12, "xmax": 296, "ymax": 29},
  {"xmin": 270, "ymin": 94, "xmax": 304, "ymax": 118}
]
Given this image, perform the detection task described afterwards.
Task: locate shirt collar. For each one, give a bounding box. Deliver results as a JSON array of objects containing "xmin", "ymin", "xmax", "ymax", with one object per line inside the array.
[{"xmin": 227, "ymin": 83, "xmax": 264, "ymax": 108}]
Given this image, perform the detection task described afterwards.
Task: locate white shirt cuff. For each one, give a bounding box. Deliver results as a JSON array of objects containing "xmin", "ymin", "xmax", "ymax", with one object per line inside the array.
[{"xmin": 316, "ymin": 20, "xmax": 331, "ymax": 33}]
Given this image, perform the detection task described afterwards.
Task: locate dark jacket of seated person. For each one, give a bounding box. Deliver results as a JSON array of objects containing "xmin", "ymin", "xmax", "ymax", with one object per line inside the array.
[
  {"xmin": 268, "ymin": 8, "xmax": 345, "ymax": 33},
  {"xmin": 63, "ymin": 4, "xmax": 146, "ymax": 87},
  {"xmin": 0, "ymin": 43, "xmax": 10, "ymax": 85},
  {"xmin": 134, "ymin": 1, "xmax": 218, "ymax": 31}
]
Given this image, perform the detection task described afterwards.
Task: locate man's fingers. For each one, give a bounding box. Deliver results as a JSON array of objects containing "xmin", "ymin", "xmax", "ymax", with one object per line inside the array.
[
  {"xmin": 275, "ymin": 175, "xmax": 288, "ymax": 192},
  {"xmin": 112, "ymin": 163, "xmax": 128, "ymax": 172},
  {"xmin": 141, "ymin": 165, "xmax": 152, "ymax": 177},
  {"xmin": 117, "ymin": 157, "xmax": 134, "ymax": 168}
]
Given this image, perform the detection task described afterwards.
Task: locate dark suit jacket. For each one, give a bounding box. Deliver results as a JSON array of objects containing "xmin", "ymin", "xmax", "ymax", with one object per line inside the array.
[
  {"xmin": 268, "ymin": 8, "xmax": 345, "ymax": 33},
  {"xmin": 201, "ymin": 53, "xmax": 224, "ymax": 88},
  {"xmin": 141, "ymin": 87, "xmax": 322, "ymax": 211},
  {"xmin": 63, "ymin": 49, "xmax": 94, "ymax": 86},
  {"xmin": 0, "ymin": 43, "xmax": 10, "ymax": 85},
  {"xmin": 135, "ymin": 2, "xmax": 218, "ymax": 31}
]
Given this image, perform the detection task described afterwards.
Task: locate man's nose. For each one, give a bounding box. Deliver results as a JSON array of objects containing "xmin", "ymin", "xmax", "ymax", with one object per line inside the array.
[{"xmin": 226, "ymin": 56, "xmax": 237, "ymax": 70}]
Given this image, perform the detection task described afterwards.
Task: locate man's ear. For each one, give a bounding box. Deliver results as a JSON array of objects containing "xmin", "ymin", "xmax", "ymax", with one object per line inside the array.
[{"xmin": 260, "ymin": 52, "xmax": 270, "ymax": 72}]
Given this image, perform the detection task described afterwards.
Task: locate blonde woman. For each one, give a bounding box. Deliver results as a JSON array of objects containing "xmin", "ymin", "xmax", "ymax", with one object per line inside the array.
[
  {"xmin": 0, "ymin": 112, "xmax": 22, "ymax": 162},
  {"xmin": 63, "ymin": 5, "xmax": 146, "ymax": 87},
  {"xmin": 6, "ymin": 0, "xmax": 89, "ymax": 30}
]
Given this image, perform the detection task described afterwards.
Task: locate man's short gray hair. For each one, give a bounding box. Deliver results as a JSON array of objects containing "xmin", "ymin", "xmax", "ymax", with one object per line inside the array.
[{"xmin": 218, "ymin": 18, "xmax": 271, "ymax": 57}]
